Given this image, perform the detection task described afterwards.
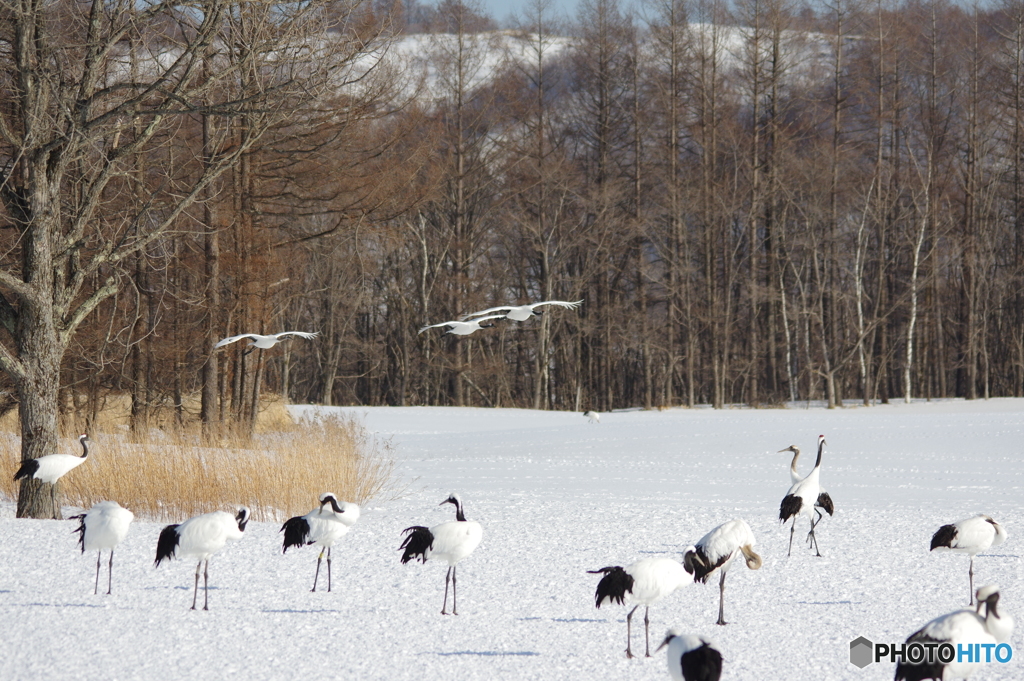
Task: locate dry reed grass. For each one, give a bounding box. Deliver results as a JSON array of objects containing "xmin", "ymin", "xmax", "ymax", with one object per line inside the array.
[{"xmin": 0, "ymin": 401, "xmax": 398, "ymax": 523}]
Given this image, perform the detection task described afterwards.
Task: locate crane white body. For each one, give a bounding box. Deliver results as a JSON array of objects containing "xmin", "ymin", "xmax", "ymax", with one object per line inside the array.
[
  {"xmin": 584, "ymin": 410, "xmax": 601, "ymax": 423},
  {"xmin": 155, "ymin": 507, "xmax": 250, "ymax": 610},
  {"xmin": 418, "ymin": 315, "xmax": 505, "ymax": 336},
  {"xmin": 14, "ymin": 435, "xmax": 91, "ymax": 518},
  {"xmin": 895, "ymin": 586, "xmax": 1012, "ymax": 681},
  {"xmin": 400, "ymin": 494, "xmax": 483, "ymax": 614},
  {"xmin": 683, "ymin": 519, "xmax": 762, "ymax": 625},
  {"xmin": 70, "ymin": 500, "xmax": 134, "ymax": 595},
  {"xmin": 460, "ymin": 299, "xmax": 584, "ymax": 322},
  {"xmin": 930, "ymin": 515, "xmax": 1008, "ymax": 604},
  {"xmin": 215, "ymin": 331, "xmax": 319, "ymax": 351},
  {"xmin": 657, "ymin": 630, "xmax": 723, "ymax": 681},
  {"xmin": 589, "ymin": 557, "xmax": 690, "ymax": 658},
  {"xmin": 281, "ymin": 493, "xmax": 360, "ymax": 592},
  {"xmin": 779, "ymin": 435, "xmax": 828, "ymax": 557}
]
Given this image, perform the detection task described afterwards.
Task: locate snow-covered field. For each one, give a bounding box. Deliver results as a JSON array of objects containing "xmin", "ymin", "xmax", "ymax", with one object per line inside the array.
[{"xmin": 1, "ymin": 399, "xmax": 1021, "ymax": 680}]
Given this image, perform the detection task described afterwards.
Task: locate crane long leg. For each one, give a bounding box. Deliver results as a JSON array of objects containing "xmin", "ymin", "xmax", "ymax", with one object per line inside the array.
[
  {"xmin": 625, "ymin": 605, "xmax": 638, "ymax": 659},
  {"xmin": 202, "ymin": 560, "xmax": 210, "ymax": 611},
  {"xmin": 441, "ymin": 566, "xmax": 452, "ymax": 615},
  {"xmin": 51, "ymin": 484, "xmax": 59, "ymax": 520},
  {"xmin": 327, "ymin": 547, "xmax": 332, "ymax": 593},
  {"xmin": 807, "ymin": 509, "xmax": 823, "ymax": 545},
  {"xmin": 644, "ymin": 606, "xmax": 651, "ymax": 657},
  {"xmin": 107, "ymin": 550, "xmax": 114, "ymax": 595},
  {"xmin": 969, "ymin": 557, "xmax": 975, "ymax": 605},
  {"xmin": 94, "ymin": 551, "xmax": 102, "ymax": 595},
  {"xmin": 452, "ymin": 566, "xmax": 459, "ymax": 615},
  {"xmin": 191, "ymin": 561, "xmax": 201, "ymax": 610},
  {"xmin": 811, "ymin": 521, "xmax": 823, "ymax": 557},
  {"xmin": 717, "ymin": 570, "xmax": 728, "ymax": 625},
  {"xmin": 311, "ymin": 547, "xmax": 325, "ymax": 592},
  {"xmin": 787, "ymin": 520, "xmax": 795, "ymax": 557}
]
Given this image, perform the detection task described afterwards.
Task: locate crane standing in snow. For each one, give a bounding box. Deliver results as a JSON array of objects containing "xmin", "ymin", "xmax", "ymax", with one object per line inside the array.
[
  {"xmin": 70, "ymin": 500, "xmax": 134, "ymax": 595},
  {"xmin": 779, "ymin": 434, "xmax": 829, "ymax": 557},
  {"xmin": 777, "ymin": 443, "xmax": 834, "ymax": 536},
  {"xmin": 930, "ymin": 514, "xmax": 1008, "ymax": 605},
  {"xmin": 281, "ymin": 493, "xmax": 360, "ymax": 592},
  {"xmin": 400, "ymin": 494, "xmax": 483, "ymax": 615},
  {"xmin": 589, "ymin": 557, "xmax": 690, "ymax": 659},
  {"xmin": 155, "ymin": 507, "xmax": 250, "ymax": 610},
  {"xmin": 683, "ymin": 519, "xmax": 762, "ymax": 625}
]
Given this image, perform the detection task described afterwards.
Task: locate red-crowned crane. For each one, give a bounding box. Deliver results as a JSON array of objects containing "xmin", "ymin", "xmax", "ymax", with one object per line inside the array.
[
  {"xmin": 778, "ymin": 443, "xmax": 834, "ymax": 534},
  {"xmin": 894, "ymin": 585, "xmax": 1012, "ymax": 681},
  {"xmin": 13, "ymin": 434, "xmax": 91, "ymax": 519},
  {"xmin": 460, "ymin": 299, "xmax": 584, "ymax": 322},
  {"xmin": 155, "ymin": 507, "xmax": 250, "ymax": 610},
  {"xmin": 589, "ymin": 557, "xmax": 690, "ymax": 659},
  {"xmin": 683, "ymin": 519, "xmax": 762, "ymax": 625},
  {"xmin": 400, "ymin": 493, "xmax": 483, "ymax": 615},
  {"xmin": 69, "ymin": 500, "xmax": 134, "ymax": 595},
  {"xmin": 215, "ymin": 331, "xmax": 319, "ymax": 355},
  {"xmin": 779, "ymin": 434, "xmax": 828, "ymax": 557},
  {"xmin": 930, "ymin": 514, "xmax": 1008, "ymax": 605},
  {"xmin": 417, "ymin": 316, "xmax": 505, "ymax": 337},
  {"xmin": 657, "ymin": 630, "xmax": 723, "ymax": 681},
  {"xmin": 281, "ymin": 493, "xmax": 360, "ymax": 592}
]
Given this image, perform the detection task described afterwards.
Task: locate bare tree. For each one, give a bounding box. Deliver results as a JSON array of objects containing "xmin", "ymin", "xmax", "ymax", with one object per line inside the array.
[{"xmin": 0, "ymin": 0, "xmax": 392, "ymax": 517}]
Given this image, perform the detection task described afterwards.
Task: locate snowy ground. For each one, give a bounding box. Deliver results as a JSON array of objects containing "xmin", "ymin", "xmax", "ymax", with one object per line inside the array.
[{"xmin": 1, "ymin": 399, "xmax": 1021, "ymax": 680}]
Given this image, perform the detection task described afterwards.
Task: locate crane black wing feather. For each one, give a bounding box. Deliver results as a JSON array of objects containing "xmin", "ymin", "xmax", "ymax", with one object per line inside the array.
[
  {"xmin": 930, "ymin": 524, "xmax": 957, "ymax": 550},
  {"xmin": 683, "ymin": 546, "xmax": 730, "ymax": 584},
  {"xmin": 894, "ymin": 630, "xmax": 946, "ymax": 681},
  {"xmin": 680, "ymin": 643, "xmax": 724, "ymax": 681},
  {"xmin": 13, "ymin": 459, "xmax": 38, "ymax": 481},
  {"xmin": 154, "ymin": 524, "xmax": 181, "ymax": 566},
  {"xmin": 399, "ymin": 526, "xmax": 434, "ymax": 564},
  {"xmin": 779, "ymin": 494, "xmax": 803, "ymax": 522},
  {"xmin": 280, "ymin": 516, "xmax": 311, "ymax": 553},
  {"xmin": 588, "ymin": 566, "xmax": 634, "ymax": 608},
  {"xmin": 816, "ymin": 492, "xmax": 835, "ymax": 516},
  {"xmin": 69, "ymin": 513, "xmax": 87, "ymax": 553}
]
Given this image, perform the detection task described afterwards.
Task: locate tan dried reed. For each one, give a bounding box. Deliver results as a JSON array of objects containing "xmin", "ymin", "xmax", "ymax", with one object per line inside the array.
[{"xmin": 0, "ymin": 414, "xmax": 398, "ymax": 522}]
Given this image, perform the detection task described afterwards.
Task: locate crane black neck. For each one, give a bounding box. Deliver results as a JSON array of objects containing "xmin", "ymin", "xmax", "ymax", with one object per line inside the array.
[
  {"xmin": 813, "ymin": 439, "xmax": 824, "ymax": 468},
  {"xmin": 79, "ymin": 436, "xmax": 90, "ymax": 459}
]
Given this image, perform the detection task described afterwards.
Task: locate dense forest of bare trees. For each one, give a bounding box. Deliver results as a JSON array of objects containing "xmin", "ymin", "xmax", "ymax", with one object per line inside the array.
[{"xmin": 6, "ymin": 0, "xmax": 1024, "ymax": 451}]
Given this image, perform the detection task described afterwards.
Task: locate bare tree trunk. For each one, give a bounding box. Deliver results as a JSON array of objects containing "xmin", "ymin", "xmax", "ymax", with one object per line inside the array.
[{"xmin": 200, "ymin": 108, "xmax": 220, "ymax": 435}]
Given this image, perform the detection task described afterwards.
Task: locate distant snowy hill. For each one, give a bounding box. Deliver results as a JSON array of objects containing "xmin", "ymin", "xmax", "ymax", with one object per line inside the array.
[{"xmin": 355, "ymin": 25, "xmax": 844, "ymax": 105}]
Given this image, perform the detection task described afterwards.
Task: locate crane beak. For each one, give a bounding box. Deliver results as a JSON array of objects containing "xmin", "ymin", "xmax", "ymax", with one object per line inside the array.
[{"xmin": 655, "ymin": 634, "xmax": 674, "ymax": 653}]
